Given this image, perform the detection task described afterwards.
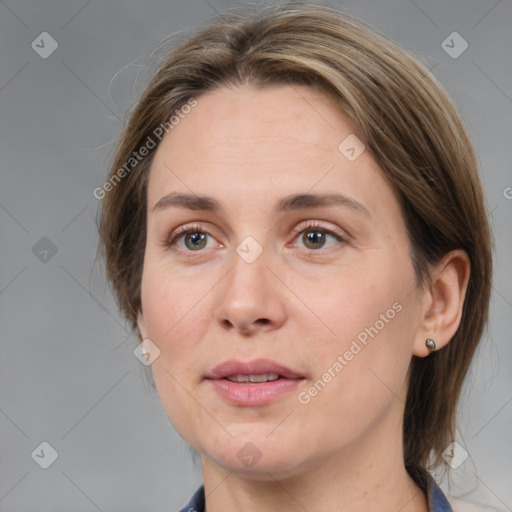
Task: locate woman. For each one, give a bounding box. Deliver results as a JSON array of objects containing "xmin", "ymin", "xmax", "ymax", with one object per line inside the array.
[{"xmin": 98, "ymin": 3, "xmax": 493, "ymax": 511}]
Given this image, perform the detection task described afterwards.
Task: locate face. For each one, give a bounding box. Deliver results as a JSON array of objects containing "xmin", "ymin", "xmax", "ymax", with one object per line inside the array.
[{"xmin": 137, "ymin": 84, "xmax": 425, "ymax": 479}]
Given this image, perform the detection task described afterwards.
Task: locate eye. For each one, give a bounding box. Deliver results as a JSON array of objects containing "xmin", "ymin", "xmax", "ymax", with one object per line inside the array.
[
  {"xmin": 165, "ymin": 221, "xmax": 346, "ymax": 254},
  {"xmin": 165, "ymin": 224, "xmax": 218, "ymax": 252},
  {"xmin": 291, "ymin": 221, "xmax": 346, "ymax": 251}
]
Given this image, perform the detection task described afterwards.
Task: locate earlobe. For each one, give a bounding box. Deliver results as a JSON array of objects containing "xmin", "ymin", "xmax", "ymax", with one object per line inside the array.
[{"xmin": 413, "ymin": 250, "xmax": 471, "ymax": 357}]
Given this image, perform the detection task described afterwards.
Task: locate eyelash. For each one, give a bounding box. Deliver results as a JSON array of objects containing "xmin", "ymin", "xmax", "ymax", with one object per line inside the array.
[
  {"xmin": 164, "ymin": 221, "xmax": 347, "ymax": 255},
  {"xmin": 290, "ymin": 221, "xmax": 347, "ymax": 250}
]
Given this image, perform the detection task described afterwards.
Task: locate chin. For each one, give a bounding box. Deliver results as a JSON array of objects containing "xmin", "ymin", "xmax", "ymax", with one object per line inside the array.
[
  {"xmin": 216, "ymin": 456, "xmax": 305, "ymax": 481},
  {"xmin": 202, "ymin": 437, "xmax": 312, "ymax": 481}
]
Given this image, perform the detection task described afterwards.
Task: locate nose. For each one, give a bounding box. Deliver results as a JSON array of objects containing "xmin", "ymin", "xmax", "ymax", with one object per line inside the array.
[{"xmin": 214, "ymin": 242, "xmax": 287, "ymax": 336}]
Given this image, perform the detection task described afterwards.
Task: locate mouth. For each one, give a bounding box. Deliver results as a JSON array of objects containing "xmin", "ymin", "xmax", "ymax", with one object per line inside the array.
[
  {"xmin": 224, "ymin": 372, "xmax": 283, "ymax": 383},
  {"xmin": 205, "ymin": 358, "xmax": 305, "ymax": 381},
  {"xmin": 205, "ymin": 359, "xmax": 306, "ymax": 406}
]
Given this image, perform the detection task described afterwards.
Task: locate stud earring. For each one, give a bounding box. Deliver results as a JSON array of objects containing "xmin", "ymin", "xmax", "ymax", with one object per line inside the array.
[{"xmin": 426, "ymin": 338, "xmax": 436, "ymax": 351}]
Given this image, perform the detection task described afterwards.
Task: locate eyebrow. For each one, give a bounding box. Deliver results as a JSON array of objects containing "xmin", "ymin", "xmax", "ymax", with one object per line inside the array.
[{"xmin": 151, "ymin": 192, "xmax": 370, "ymax": 217}]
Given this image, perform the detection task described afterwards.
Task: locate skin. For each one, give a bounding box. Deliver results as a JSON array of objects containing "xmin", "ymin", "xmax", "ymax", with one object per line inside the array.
[{"xmin": 137, "ymin": 84, "xmax": 470, "ymax": 511}]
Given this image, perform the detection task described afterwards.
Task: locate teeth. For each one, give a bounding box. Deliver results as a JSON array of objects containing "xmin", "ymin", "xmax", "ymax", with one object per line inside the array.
[{"xmin": 226, "ymin": 373, "xmax": 280, "ymax": 383}]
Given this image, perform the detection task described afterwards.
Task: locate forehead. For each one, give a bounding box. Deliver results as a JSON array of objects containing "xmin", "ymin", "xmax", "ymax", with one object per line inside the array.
[
  {"xmin": 146, "ymin": 84, "xmax": 397, "ymax": 221},
  {"xmin": 151, "ymin": 84, "xmax": 352, "ymax": 162}
]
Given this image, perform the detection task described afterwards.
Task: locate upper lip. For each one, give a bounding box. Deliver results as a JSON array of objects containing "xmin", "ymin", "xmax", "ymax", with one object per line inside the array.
[{"xmin": 206, "ymin": 358, "xmax": 305, "ymax": 380}]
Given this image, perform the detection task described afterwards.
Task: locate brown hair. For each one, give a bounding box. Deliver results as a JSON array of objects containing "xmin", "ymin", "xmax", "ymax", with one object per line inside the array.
[{"xmin": 98, "ymin": 1, "xmax": 492, "ymax": 471}]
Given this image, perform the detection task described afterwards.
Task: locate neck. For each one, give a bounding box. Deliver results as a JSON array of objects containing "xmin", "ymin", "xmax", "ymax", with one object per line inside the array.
[{"xmin": 200, "ymin": 401, "xmax": 428, "ymax": 512}]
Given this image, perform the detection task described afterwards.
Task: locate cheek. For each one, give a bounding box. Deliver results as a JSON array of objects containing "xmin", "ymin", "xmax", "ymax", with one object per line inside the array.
[
  {"xmin": 298, "ymin": 302, "xmax": 415, "ymax": 447},
  {"xmin": 304, "ymin": 265, "xmax": 406, "ymax": 343},
  {"xmin": 140, "ymin": 261, "xmax": 205, "ymax": 339},
  {"xmin": 140, "ymin": 262, "xmax": 217, "ymax": 388},
  {"xmin": 140, "ymin": 267, "xmax": 209, "ymax": 441},
  {"xmin": 139, "ymin": 267, "xmax": 191, "ymax": 387},
  {"xmin": 300, "ymin": 261, "xmax": 417, "ymax": 405}
]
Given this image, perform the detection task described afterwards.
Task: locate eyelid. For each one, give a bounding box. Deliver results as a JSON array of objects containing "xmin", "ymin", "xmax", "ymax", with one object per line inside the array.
[
  {"xmin": 291, "ymin": 220, "xmax": 346, "ymax": 240},
  {"xmin": 289, "ymin": 220, "xmax": 347, "ymax": 250},
  {"xmin": 165, "ymin": 223, "xmax": 219, "ymax": 249}
]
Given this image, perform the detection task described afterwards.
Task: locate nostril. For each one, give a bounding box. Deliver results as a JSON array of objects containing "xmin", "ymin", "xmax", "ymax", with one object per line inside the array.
[{"xmin": 221, "ymin": 319, "xmax": 235, "ymax": 329}]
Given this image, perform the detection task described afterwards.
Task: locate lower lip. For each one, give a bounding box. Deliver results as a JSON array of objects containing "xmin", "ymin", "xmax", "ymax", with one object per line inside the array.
[{"xmin": 208, "ymin": 378, "xmax": 304, "ymax": 406}]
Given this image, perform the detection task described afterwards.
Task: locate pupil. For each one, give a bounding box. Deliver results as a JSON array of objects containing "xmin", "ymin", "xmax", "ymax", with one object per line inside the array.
[
  {"xmin": 186, "ymin": 232, "xmax": 206, "ymax": 250},
  {"xmin": 305, "ymin": 231, "xmax": 324, "ymax": 248}
]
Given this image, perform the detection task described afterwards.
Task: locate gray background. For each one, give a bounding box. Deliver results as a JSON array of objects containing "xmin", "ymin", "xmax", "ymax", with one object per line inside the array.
[{"xmin": 0, "ymin": 0, "xmax": 511, "ymax": 510}]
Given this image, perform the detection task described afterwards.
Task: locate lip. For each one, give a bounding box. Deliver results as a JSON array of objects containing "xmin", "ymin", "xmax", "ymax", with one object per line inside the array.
[
  {"xmin": 206, "ymin": 358, "xmax": 304, "ymax": 380},
  {"xmin": 205, "ymin": 358, "xmax": 306, "ymax": 406}
]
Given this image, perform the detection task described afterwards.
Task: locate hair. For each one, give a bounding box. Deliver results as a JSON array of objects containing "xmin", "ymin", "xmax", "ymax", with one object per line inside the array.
[{"xmin": 98, "ymin": 1, "xmax": 492, "ymax": 473}]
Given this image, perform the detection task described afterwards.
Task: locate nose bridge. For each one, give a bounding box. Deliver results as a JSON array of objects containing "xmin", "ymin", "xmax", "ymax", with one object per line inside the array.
[{"xmin": 228, "ymin": 234, "xmax": 270, "ymax": 299}]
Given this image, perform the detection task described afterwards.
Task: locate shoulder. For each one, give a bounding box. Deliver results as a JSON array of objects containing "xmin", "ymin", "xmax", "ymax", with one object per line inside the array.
[{"xmin": 449, "ymin": 497, "xmax": 505, "ymax": 512}]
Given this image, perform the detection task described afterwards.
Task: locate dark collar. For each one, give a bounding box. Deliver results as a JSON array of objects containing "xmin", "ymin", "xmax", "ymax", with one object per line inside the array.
[{"xmin": 407, "ymin": 465, "xmax": 453, "ymax": 512}]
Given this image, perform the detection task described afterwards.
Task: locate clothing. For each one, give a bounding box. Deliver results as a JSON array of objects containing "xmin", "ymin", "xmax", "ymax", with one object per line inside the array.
[{"xmin": 178, "ymin": 467, "xmax": 453, "ymax": 511}]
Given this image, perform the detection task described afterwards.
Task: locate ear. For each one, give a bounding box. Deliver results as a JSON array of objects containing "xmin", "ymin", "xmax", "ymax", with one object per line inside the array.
[
  {"xmin": 137, "ymin": 309, "xmax": 148, "ymax": 341},
  {"xmin": 413, "ymin": 249, "xmax": 471, "ymax": 357}
]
